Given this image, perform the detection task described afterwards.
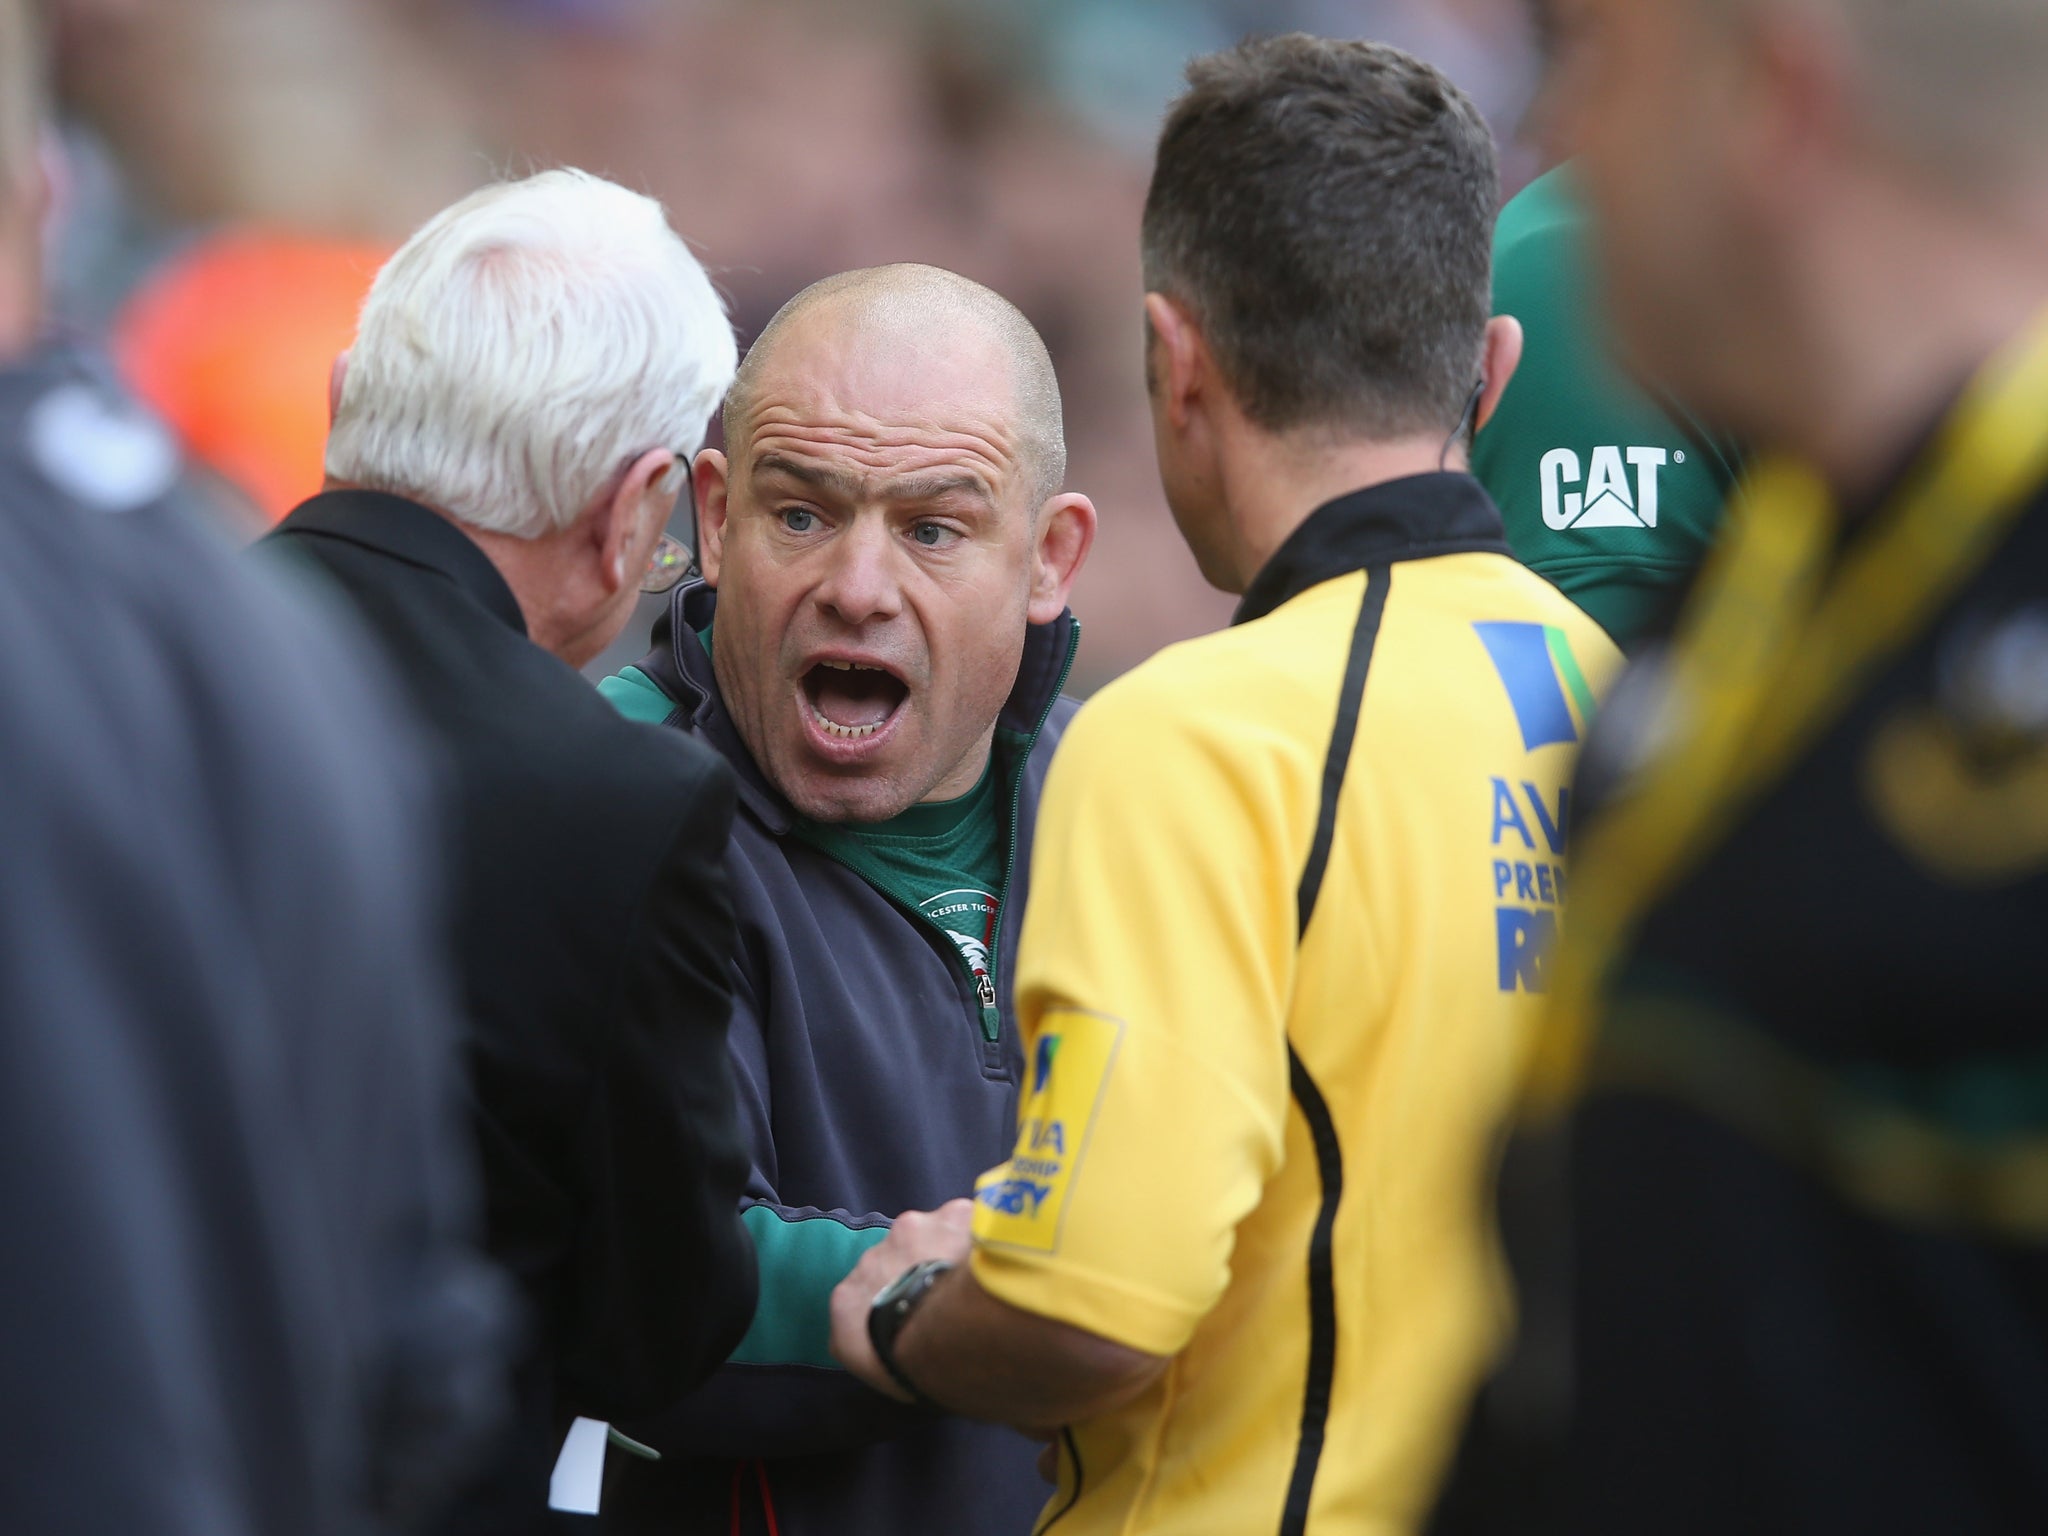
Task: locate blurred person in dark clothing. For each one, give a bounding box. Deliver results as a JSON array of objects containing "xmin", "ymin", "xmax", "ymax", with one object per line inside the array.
[
  {"xmin": 265, "ymin": 168, "xmax": 758, "ymax": 1534},
  {"xmin": 1435, "ymin": 1, "xmax": 2048, "ymax": 1532},
  {"xmin": 0, "ymin": 4, "xmax": 507, "ymax": 1531}
]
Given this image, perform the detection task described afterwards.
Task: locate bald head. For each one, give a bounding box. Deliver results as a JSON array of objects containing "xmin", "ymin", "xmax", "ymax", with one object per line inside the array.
[{"xmin": 726, "ymin": 264, "xmax": 1067, "ymax": 509}]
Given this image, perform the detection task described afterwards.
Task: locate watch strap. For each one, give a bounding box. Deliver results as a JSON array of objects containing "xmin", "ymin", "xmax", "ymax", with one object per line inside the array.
[{"xmin": 867, "ymin": 1259, "xmax": 951, "ymax": 1411}]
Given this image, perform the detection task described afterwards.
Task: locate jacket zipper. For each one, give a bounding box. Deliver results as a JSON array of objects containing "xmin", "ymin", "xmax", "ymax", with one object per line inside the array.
[
  {"xmin": 972, "ymin": 913, "xmax": 1001, "ymax": 1035},
  {"xmin": 794, "ymin": 620, "xmax": 1081, "ymax": 1048}
]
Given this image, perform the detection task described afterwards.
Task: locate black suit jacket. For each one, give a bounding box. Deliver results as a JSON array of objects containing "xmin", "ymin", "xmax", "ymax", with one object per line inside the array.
[{"xmin": 267, "ymin": 490, "xmax": 757, "ymax": 1531}]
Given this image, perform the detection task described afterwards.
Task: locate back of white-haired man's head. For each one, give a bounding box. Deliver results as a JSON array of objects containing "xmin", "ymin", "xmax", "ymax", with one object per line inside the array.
[
  {"xmin": 323, "ymin": 169, "xmax": 736, "ymax": 666},
  {"xmin": 326, "ymin": 168, "xmax": 736, "ymax": 541}
]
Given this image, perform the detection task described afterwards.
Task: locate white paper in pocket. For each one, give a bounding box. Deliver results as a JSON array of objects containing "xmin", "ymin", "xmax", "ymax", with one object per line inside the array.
[{"xmin": 548, "ymin": 1416, "xmax": 609, "ymax": 1515}]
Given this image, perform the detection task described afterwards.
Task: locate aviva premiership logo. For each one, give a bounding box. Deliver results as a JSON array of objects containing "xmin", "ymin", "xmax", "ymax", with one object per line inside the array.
[
  {"xmin": 975, "ymin": 1008, "xmax": 1123, "ymax": 1254},
  {"xmin": 1474, "ymin": 622, "xmax": 1600, "ymax": 751},
  {"xmin": 1475, "ymin": 622, "xmax": 1598, "ymax": 994},
  {"xmin": 1540, "ymin": 445, "xmax": 1681, "ymax": 530}
]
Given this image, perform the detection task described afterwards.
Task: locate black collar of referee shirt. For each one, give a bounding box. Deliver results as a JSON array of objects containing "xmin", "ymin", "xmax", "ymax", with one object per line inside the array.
[
  {"xmin": 1233, "ymin": 471, "xmax": 1511, "ymax": 627},
  {"xmin": 273, "ymin": 488, "xmax": 529, "ymax": 637}
]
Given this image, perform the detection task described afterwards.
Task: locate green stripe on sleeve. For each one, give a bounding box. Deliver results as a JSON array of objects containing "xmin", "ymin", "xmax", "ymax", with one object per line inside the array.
[
  {"xmin": 598, "ymin": 665, "xmax": 677, "ymax": 726},
  {"xmin": 727, "ymin": 1207, "xmax": 891, "ymax": 1369}
]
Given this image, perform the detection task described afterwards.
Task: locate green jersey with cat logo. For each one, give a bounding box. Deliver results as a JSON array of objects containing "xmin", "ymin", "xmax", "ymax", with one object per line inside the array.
[{"xmin": 1473, "ymin": 166, "xmax": 1743, "ymax": 651}]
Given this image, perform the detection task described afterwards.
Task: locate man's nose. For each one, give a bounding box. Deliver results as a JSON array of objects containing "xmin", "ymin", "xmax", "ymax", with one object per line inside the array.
[{"xmin": 812, "ymin": 517, "xmax": 905, "ymax": 628}]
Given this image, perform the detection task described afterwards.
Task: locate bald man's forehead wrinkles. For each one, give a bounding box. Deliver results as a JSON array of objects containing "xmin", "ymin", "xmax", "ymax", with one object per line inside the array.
[
  {"xmin": 747, "ymin": 408, "xmax": 1024, "ymax": 468},
  {"xmin": 749, "ymin": 451, "xmax": 865, "ymax": 503},
  {"xmin": 744, "ymin": 406, "xmax": 1026, "ymax": 512},
  {"xmin": 750, "ymin": 449, "xmax": 999, "ymax": 511},
  {"xmin": 733, "ymin": 378, "xmax": 1016, "ymax": 467},
  {"xmin": 876, "ymin": 470, "xmax": 998, "ymax": 507},
  {"xmin": 728, "ymin": 262, "xmax": 1068, "ymax": 506}
]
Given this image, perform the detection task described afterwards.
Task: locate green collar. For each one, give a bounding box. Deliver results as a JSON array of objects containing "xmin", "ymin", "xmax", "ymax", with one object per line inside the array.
[{"xmin": 801, "ymin": 758, "xmax": 998, "ymax": 845}]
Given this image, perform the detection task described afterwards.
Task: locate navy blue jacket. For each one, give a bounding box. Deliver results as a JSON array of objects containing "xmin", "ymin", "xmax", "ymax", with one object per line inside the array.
[{"xmin": 599, "ymin": 581, "xmax": 1077, "ymax": 1536}]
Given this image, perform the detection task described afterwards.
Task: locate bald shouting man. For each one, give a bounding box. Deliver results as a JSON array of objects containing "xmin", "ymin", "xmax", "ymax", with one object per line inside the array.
[{"xmin": 598, "ymin": 265, "xmax": 1095, "ymax": 1536}]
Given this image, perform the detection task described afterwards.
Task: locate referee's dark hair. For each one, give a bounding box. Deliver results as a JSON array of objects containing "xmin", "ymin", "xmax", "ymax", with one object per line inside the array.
[{"xmin": 1143, "ymin": 34, "xmax": 1499, "ymax": 440}]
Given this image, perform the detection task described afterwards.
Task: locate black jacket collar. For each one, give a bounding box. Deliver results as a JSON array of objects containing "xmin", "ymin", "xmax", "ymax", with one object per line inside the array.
[
  {"xmin": 639, "ymin": 579, "xmax": 1078, "ymax": 835},
  {"xmin": 274, "ymin": 489, "xmax": 528, "ymax": 637},
  {"xmin": 1233, "ymin": 472, "xmax": 1511, "ymax": 626}
]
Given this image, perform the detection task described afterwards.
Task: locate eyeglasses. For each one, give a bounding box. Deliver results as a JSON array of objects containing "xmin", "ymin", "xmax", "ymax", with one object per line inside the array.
[
  {"xmin": 640, "ymin": 450, "xmax": 700, "ymax": 595},
  {"xmin": 642, "ymin": 531, "xmax": 697, "ymax": 595}
]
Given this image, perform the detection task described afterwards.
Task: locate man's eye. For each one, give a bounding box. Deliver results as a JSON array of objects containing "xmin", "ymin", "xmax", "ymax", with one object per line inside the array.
[
  {"xmin": 911, "ymin": 522, "xmax": 957, "ymax": 548},
  {"xmin": 780, "ymin": 508, "xmax": 818, "ymax": 533}
]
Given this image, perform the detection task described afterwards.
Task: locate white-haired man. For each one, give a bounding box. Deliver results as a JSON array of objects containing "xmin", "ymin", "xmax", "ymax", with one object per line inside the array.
[{"xmin": 267, "ymin": 168, "xmax": 757, "ymax": 1534}]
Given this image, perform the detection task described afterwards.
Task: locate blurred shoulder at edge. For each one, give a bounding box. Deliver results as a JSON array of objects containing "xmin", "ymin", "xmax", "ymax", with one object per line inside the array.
[{"xmin": 0, "ymin": 337, "xmax": 508, "ymax": 1535}]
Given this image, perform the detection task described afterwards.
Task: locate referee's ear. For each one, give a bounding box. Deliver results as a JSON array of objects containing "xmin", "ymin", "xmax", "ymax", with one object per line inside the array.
[
  {"xmin": 1143, "ymin": 291, "xmax": 1208, "ymax": 433},
  {"xmin": 1473, "ymin": 315, "xmax": 1526, "ymax": 436}
]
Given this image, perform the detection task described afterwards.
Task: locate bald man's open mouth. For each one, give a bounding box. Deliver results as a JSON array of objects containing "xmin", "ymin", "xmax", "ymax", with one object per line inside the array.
[{"xmin": 800, "ymin": 657, "xmax": 911, "ymax": 754}]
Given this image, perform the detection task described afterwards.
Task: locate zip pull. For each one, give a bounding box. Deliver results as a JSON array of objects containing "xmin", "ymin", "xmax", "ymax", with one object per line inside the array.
[
  {"xmin": 975, "ymin": 897, "xmax": 1003, "ymax": 1042},
  {"xmin": 975, "ymin": 970, "xmax": 1001, "ymax": 1042}
]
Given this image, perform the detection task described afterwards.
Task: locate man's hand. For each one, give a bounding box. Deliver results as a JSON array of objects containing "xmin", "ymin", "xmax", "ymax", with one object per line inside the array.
[{"xmin": 828, "ymin": 1199, "xmax": 975, "ymax": 1401}]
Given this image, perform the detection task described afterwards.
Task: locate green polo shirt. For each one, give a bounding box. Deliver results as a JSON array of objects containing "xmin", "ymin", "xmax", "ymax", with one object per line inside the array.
[{"xmin": 1473, "ymin": 165, "xmax": 1744, "ymax": 650}]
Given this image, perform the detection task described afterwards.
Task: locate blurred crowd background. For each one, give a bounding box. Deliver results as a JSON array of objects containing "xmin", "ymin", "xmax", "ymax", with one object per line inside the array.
[{"xmin": 44, "ymin": 0, "xmax": 1542, "ymax": 693}]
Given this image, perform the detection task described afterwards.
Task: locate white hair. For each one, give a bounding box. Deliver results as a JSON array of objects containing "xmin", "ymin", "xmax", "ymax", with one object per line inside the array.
[{"xmin": 326, "ymin": 168, "xmax": 737, "ymax": 539}]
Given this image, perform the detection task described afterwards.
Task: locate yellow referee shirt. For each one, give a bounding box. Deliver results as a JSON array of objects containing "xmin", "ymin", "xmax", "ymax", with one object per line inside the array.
[{"xmin": 971, "ymin": 474, "xmax": 1622, "ymax": 1535}]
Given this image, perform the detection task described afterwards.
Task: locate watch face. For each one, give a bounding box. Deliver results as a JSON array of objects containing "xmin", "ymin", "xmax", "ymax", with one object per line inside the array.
[
  {"xmin": 872, "ymin": 1260, "xmax": 942, "ymax": 1314},
  {"xmin": 867, "ymin": 1260, "xmax": 951, "ymax": 1408}
]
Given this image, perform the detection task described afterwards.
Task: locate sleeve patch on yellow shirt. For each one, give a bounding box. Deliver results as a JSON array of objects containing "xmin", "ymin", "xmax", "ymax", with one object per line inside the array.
[{"xmin": 974, "ymin": 1007, "xmax": 1123, "ymax": 1254}]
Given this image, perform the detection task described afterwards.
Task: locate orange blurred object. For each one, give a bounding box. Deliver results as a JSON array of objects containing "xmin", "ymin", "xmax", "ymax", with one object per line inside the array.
[{"xmin": 114, "ymin": 230, "xmax": 391, "ymax": 524}]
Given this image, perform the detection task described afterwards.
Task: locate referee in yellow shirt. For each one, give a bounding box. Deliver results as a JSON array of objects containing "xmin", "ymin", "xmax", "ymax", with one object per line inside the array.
[{"xmin": 828, "ymin": 35, "xmax": 1620, "ymax": 1535}]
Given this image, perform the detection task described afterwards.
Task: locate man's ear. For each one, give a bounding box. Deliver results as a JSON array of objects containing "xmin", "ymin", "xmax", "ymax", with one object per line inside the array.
[
  {"xmin": 595, "ymin": 447, "xmax": 678, "ymax": 594},
  {"xmin": 328, "ymin": 351, "xmax": 350, "ymax": 428},
  {"xmin": 1028, "ymin": 492, "xmax": 1098, "ymax": 626},
  {"xmin": 694, "ymin": 449, "xmax": 732, "ymax": 587},
  {"xmin": 1473, "ymin": 315, "xmax": 1526, "ymax": 436},
  {"xmin": 1143, "ymin": 292, "xmax": 1206, "ymax": 433}
]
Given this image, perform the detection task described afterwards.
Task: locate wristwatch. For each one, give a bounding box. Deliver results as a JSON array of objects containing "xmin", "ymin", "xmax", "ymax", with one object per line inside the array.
[{"xmin": 867, "ymin": 1259, "xmax": 952, "ymax": 1409}]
